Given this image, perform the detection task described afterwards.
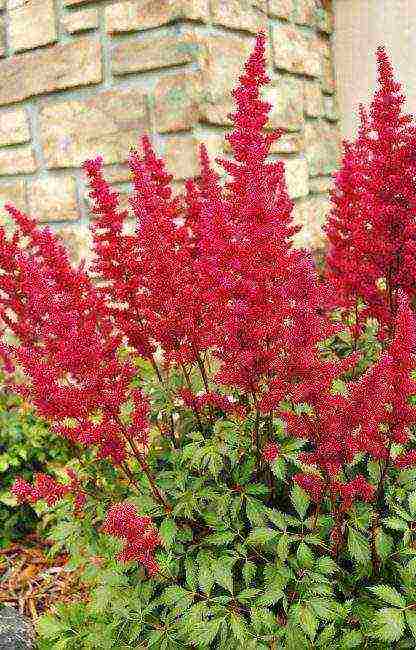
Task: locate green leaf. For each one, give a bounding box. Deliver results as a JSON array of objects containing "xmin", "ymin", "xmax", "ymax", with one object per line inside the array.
[
  {"xmin": 256, "ymin": 587, "xmax": 284, "ymax": 607},
  {"xmin": 299, "ymin": 603, "xmax": 318, "ymax": 640},
  {"xmin": 406, "ymin": 610, "xmax": 416, "ymax": 638},
  {"xmin": 204, "ymin": 531, "xmax": 236, "ymax": 546},
  {"xmin": 229, "ymin": 613, "xmax": 248, "ymax": 642},
  {"xmin": 369, "ymin": 585, "xmax": 406, "ymax": 608},
  {"xmin": 348, "ymin": 526, "xmax": 371, "ymax": 563},
  {"xmin": 409, "ymin": 492, "xmax": 416, "ymax": 518},
  {"xmin": 237, "ymin": 588, "xmax": 260, "ymax": 603},
  {"xmin": 290, "ymin": 483, "xmax": 310, "ymax": 519},
  {"xmin": 214, "ymin": 560, "xmax": 234, "ymax": 593},
  {"xmin": 159, "ymin": 519, "xmax": 177, "ymax": 549},
  {"xmin": 297, "ymin": 542, "xmax": 314, "ymax": 568},
  {"xmin": 339, "ymin": 630, "xmax": 363, "ymax": 648},
  {"xmin": 310, "ymin": 598, "xmax": 345, "ymax": 621},
  {"xmin": 375, "ymin": 528, "xmax": 393, "ymax": 560},
  {"xmin": 197, "ymin": 552, "xmax": 215, "ymax": 595},
  {"xmin": 160, "ymin": 585, "xmax": 193, "ymax": 611},
  {"xmin": 246, "ymin": 527, "xmax": 279, "ymax": 545},
  {"xmin": 184, "ymin": 556, "xmax": 198, "ymax": 591},
  {"xmin": 242, "ymin": 560, "xmax": 256, "ymax": 586},
  {"xmin": 372, "ymin": 607, "xmax": 405, "ymax": 642},
  {"xmin": 36, "ymin": 615, "xmax": 67, "ymax": 639},
  {"xmin": 316, "ymin": 556, "xmax": 339, "ymax": 575},
  {"xmin": 383, "ymin": 516, "xmax": 409, "ymax": 531},
  {"xmin": 277, "ymin": 533, "xmax": 290, "ymax": 561}
]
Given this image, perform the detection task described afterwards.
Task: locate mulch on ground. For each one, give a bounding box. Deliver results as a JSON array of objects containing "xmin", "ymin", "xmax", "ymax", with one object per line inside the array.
[{"xmin": 0, "ymin": 533, "xmax": 88, "ymax": 623}]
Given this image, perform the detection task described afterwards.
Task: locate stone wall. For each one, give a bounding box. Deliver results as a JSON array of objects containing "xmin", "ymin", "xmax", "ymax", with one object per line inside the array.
[{"xmin": 0, "ymin": 0, "xmax": 340, "ymax": 259}]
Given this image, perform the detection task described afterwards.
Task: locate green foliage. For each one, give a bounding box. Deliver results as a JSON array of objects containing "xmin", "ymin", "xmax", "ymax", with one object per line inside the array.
[
  {"xmin": 30, "ymin": 356, "xmax": 416, "ymax": 649},
  {"xmin": 0, "ymin": 376, "xmax": 70, "ymax": 547}
]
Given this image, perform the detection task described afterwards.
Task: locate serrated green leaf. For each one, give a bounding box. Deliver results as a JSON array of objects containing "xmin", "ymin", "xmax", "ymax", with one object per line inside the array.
[
  {"xmin": 299, "ymin": 603, "xmax": 318, "ymax": 640},
  {"xmin": 214, "ymin": 560, "xmax": 234, "ymax": 593},
  {"xmin": 406, "ymin": 610, "xmax": 416, "ymax": 638},
  {"xmin": 256, "ymin": 587, "xmax": 284, "ymax": 607},
  {"xmin": 383, "ymin": 516, "xmax": 409, "ymax": 531},
  {"xmin": 339, "ymin": 630, "xmax": 363, "ymax": 648},
  {"xmin": 237, "ymin": 588, "xmax": 260, "ymax": 602},
  {"xmin": 242, "ymin": 560, "xmax": 256, "ymax": 586},
  {"xmin": 246, "ymin": 527, "xmax": 279, "ymax": 545},
  {"xmin": 372, "ymin": 607, "xmax": 405, "ymax": 642},
  {"xmin": 409, "ymin": 492, "xmax": 416, "ymax": 518},
  {"xmin": 277, "ymin": 533, "xmax": 290, "ymax": 561},
  {"xmin": 185, "ymin": 556, "xmax": 198, "ymax": 591},
  {"xmin": 348, "ymin": 526, "xmax": 371, "ymax": 563},
  {"xmin": 229, "ymin": 613, "xmax": 248, "ymax": 642},
  {"xmin": 159, "ymin": 518, "xmax": 177, "ymax": 550},
  {"xmin": 297, "ymin": 542, "xmax": 314, "ymax": 568},
  {"xmin": 316, "ymin": 556, "xmax": 339, "ymax": 575},
  {"xmin": 204, "ymin": 531, "xmax": 236, "ymax": 546},
  {"xmin": 291, "ymin": 483, "xmax": 310, "ymax": 519},
  {"xmin": 369, "ymin": 585, "xmax": 406, "ymax": 608},
  {"xmin": 197, "ymin": 552, "xmax": 214, "ymax": 595},
  {"xmin": 375, "ymin": 528, "xmax": 393, "ymax": 560}
]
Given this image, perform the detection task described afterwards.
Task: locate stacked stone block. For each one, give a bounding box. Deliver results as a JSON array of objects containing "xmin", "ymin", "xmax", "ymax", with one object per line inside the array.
[{"xmin": 0, "ymin": 0, "xmax": 340, "ymax": 258}]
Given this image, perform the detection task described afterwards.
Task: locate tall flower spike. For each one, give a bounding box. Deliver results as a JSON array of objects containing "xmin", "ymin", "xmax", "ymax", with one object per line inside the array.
[
  {"xmin": 196, "ymin": 32, "xmax": 337, "ymax": 402},
  {"xmin": 325, "ymin": 46, "xmax": 416, "ymax": 339}
]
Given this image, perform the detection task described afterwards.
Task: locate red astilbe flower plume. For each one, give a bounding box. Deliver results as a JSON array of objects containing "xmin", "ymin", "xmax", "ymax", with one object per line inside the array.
[
  {"xmin": 0, "ymin": 206, "xmax": 149, "ymax": 466},
  {"xmin": 102, "ymin": 502, "xmax": 161, "ymax": 575},
  {"xmin": 192, "ymin": 32, "xmax": 337, "ymax": 402},
  {"xmin": 85, "ymin": 137, "xmax": 209, "ymax": 366},
  {"xmin": 290, "ymin": 293, "xmax": 416, "ymax": 507},
  {"xmin": 11, "ymin": 470, "xmax": 86, "ymax": 513},
  {"xmin": 325, "ymin": 47, "xmax": 416, "ymax": 338}
]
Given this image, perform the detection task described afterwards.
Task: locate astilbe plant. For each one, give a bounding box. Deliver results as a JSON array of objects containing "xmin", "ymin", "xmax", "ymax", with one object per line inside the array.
[
  {"xmin": 3, "ymin": 34, "xmax": 416, "ymax": 649},
  {"xmin": 325, "ymin": 47, "xmax": 416, "ymax": 342}
]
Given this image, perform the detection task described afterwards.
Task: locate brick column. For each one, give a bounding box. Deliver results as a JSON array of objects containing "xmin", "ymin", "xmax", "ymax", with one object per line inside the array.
[{"xmin": 0, "ymin": 0, "xmax": 341, "ymax": 257}]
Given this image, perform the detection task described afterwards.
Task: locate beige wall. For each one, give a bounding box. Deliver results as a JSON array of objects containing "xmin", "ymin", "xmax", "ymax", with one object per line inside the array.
[
  {"xmin": 334, "ymin": 0, "xmax": 416, "ymax": 141},
  {"xmin": 0, "ymin": 0, "xmax": 341, "ymax": 257}
]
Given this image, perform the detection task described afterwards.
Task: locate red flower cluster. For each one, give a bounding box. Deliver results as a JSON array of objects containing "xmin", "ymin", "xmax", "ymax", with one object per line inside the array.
[
  {"xmin": 325, "ymin": 47, "xmax": 416, "ymax": 338},
  {"xmin": 186, "ymin": 32, "xmax": 336, "ymax": 404},
  {"xmin": 0, "ymin": 207, "xmax": 150, "ymax": 467},
  {"xmin": 102, "ymin": 502, "xmax": 161, "ymax": 575},
  {"xmin": 292, "ymin": 293, "xmax": 416, "ymax": 506},
  {"xmin": 11, "ymin": 470, "xmax": 85, "ymax": 513}
]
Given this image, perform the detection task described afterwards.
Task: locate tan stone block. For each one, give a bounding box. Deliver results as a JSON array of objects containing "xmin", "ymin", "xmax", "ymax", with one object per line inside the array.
[
  {"xmin": 272, "ymin": 24, "xmax": 321, "ymax": 77},
  {"xmin": 163, "ymin": 135, "xmax": 199, "ymax": 180},
  {"xmin": 55, "ymin": 224, "xmax": 92, "ymax": 266},
  {"xmin": 9, "ymin": 0, "xmax": 57, "ymax": 52},
  {"xmin": 268, "ymin": 0, "xmax": 293, "ymax": 18},
  {"xmin": 0, "ymin": 146, "xmax": 37, "ymax": 175},
  {"xmin": 101, "ymin": 165, "xmax": 131, "ymax": 184},
  {"xmin": 0, "ymin": 180, "xmax": 27, "ymax": 215},
  {"xmin": 304, "ymin": 80, "xmax": 324, "ymax": 117},
  {"xmin": 39, "ymin": 88, "xmax": 149, "ymax": 169},
  {"xmin": 0, "ymin": 108, "xmax": 30, "ymax": 146},
  {"xmin": 264, "ymin": 77, "xmax": 304, "ymax": 132},
  {"xmin": 310, "ymin": 176, "xmax": 333, "ymax": 194},
  {"xmin": 324, "ymin": 95, "xmax": 339, "ymax": 121},
  {"xmin": 154, "ymin": 72, "xmax": 201, "ymax": 133},
  {"xmin": 292, "ymin": 195, "xmax": 330, "ymax": 250},
  {"xmin": 270, "ymin": 132, "xmax": 304, "ymax": 154},
  {"xmin": 322, "ymin": 57, "xmax": 336, "ymax": 94},
  {"xmin": 28, "ymin": 176, "xmax": 79, "ymax": 222},
  {"xmin": 0, "ymin": 36, "xmax": 101, "ymax": 106},
  {"xmin": 197, "ymin": 35, "xmax": 251, "ymax": 125},
  {"xmin": 316, "ymin": 5, "xmax": 333, "ymax": 33},
  {"xmin": 304, "ymin": 119, "xmax": 341, "ymax": 177},
  {"xmin": 283, "ymin": 157, "xmax": 309, "ymax": 199},
  {"xmin": 211, "ymin": 0, "xmax": 266, "ymax": 33},
  {"xmin": 112, "ymin": 30, "xmax": 199, "ymax": 75},
  {"xmin": 105, "ymin": 0, "xmax": 209, "ymax": 34},
  {"xmin": 0, "ymin": 16, "xmax": 5, "ymax": 57},
  {"xmin": 62, "ymin": 7, "xmax": 99, "ymax": 33},
  {"xmin": 293, "ymin": 0, "xmax": 316, "ymax": 25}
]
